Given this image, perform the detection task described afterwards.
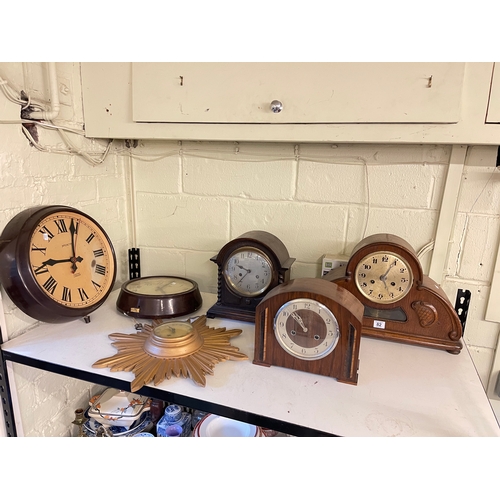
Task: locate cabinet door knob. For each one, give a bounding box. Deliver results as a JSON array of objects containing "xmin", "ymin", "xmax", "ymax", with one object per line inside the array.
[{"xmin": 270, "ymin": 100, "xmax": 283, "ymax": 113}]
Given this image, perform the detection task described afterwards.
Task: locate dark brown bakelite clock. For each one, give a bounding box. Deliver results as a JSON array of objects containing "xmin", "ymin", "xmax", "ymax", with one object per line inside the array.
[
  {"xmin": 323, "ymin": 233, "xmax": 462, "ymax": 354},
  {"xmin": 116, "ymin": 276, "xmax": 202, "ymax": 319},
  {"xmin": 0, "ymin": 205, "xmax": 116, "ymax": 323},
  {"xmin": 207, "ymin": 230, "xmax": 295, "ymax": 322},
  {"xmin": 254, "ymin": 278, "xmax": 364, "ymax": 385}
]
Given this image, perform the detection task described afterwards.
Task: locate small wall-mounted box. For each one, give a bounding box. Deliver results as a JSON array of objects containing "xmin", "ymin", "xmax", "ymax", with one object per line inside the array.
[{"xmin": 321, "ymin": 254, "xmax": 348, "ymax": 276}]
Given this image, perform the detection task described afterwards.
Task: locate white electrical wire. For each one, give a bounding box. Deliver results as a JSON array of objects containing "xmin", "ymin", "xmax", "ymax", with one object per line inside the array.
[
  {"xmin": 0, "ymin": 118, "xmax": 87, "ymax": 135},
  {"xmin": 21, "ymin": 125, "xmax": 113, "ymax": 166},
  {"xmin": 417, "ymin": 240, "xmax": 435, "ymax": 259}
]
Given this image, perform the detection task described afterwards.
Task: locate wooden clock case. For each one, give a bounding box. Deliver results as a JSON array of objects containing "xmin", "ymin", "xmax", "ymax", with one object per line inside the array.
[
  {"xmin": 207, "ymin": 230, "xmax": 295, "ymax": 322},
  {"xmin": 254, "ymin": 278, "xmax": 364, "ymax": 385},
  {"xmin": 323, "ymin": 234, "xmax": 463, "ymax": 354}
]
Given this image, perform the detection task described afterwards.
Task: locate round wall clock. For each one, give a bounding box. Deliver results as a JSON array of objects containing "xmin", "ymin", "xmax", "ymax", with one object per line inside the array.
[
  {"xmin": 254, "ymin": 277, "xmax": 364, "ymax": 385},
  {"xmin": 116, "ymin": 276, "xmax": 202, "ymax": 319},
  {"xmin": 207, "ymin": 230, "xmax": 295, "ymax": 322},
  {"xmin": 323, "ymin": 233, "xmax": 463, "ymax": 354},
  {"xmin": 0, "ymin": 205, "xmax": 116, "ymax": 323}
]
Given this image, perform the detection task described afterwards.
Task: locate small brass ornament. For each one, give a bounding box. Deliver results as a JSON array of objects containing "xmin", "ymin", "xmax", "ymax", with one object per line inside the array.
[
  {"xmin": 72, "ymin": 408, "xmax": 88, "ymax": 437},
  {"xmin": 92, "ymin": 315, "xmax": 248, "ymax": 391}
]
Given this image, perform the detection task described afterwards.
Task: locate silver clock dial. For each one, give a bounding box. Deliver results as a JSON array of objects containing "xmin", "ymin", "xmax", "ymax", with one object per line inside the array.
[
  {"xmin": 273, "ymin": 298, "xmax": 340, "ymax": 360},
  {"xmin": 223, "ymin": 247, "xmax": 273, "ymax": 297}
]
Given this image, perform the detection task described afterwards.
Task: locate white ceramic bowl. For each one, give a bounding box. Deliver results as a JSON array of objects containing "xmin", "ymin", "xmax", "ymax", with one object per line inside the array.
[{"xmin": 88, "ymin": 388, "xmax": 150, "ymax": 428}]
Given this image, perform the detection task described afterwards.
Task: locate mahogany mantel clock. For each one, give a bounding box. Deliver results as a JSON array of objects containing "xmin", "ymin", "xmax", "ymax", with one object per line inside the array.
[
  {"xmin": 254, "ymin": 278, "xmax": 364, "ymax": 385},
  {"xmin": 207, "ymin": 230, "xmax": 295, "ymax": 322},
  {"xmin": 323, "ymin": 233, "xmax": 462, "ymax": 354}
]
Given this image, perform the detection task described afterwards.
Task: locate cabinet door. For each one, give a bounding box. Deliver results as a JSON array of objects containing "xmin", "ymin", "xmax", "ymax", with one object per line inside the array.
[{"xmin": 132, "ymin": 62, "xmax": 464, "ymax": 124}]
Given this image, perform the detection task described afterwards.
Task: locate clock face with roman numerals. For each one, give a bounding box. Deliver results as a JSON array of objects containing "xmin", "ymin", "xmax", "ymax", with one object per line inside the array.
[
  {"xmin": 0, "ymin": 205, "xmax": 117, "ymax": 323},
  {"xmin": 28, "ymin": 210, "xmax": 115, "ymax": 309}
]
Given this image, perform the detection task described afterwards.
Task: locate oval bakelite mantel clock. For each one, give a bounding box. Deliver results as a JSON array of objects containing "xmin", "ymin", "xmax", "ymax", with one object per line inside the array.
[
  {"xmin": 0, "ymin": 205, "xmax": 117, "ymax": 323},
  {"xmin": 254, "ymin": 277, "xmax": 364, "ymax": 385},
  {"xmin": 207, "ymin": 230, "xmax": 295, "ymax": 322},
  {"xmin": 323, "ymin": 233, "xmax": 463, "ymax": 354}
]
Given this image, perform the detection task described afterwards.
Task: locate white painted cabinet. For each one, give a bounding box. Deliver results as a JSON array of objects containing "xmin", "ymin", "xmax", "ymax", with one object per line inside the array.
[
  {"xmin": 81, "ymin": 62, "xmax": 500, "ymax": 144},
  {"xmin": 131, "ymin": 62, "xmax": 464, "ymax": 124}
]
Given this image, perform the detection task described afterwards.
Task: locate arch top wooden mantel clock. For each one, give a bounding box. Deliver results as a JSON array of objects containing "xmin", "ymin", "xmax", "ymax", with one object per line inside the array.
[
  {"xmin": 207, "ymin": 230, "xmax": 295, "ymax": 323},
  {"xmin": 323, "ymin": 233, "xmax": 463, "ymax": 354},
  {"xmin": 253, "ymin": 278, "xmax": 364, "ymax": 385}
]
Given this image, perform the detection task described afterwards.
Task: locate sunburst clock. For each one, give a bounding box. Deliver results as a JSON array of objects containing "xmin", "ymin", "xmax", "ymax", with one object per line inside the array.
[{"xmin": 92, "ymin": 316, "xmax": 248, "ymax": 392}]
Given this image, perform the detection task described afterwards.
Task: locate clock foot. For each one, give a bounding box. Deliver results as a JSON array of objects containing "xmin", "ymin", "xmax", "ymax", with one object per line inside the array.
[{"xmin": 83, "ymin": 315, "xmax": 91, "ymax": 324}]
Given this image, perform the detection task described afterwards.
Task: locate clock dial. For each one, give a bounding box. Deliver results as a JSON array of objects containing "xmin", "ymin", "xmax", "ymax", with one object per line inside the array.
[
  {"xmin": 125, "ymin": 277, "xmax": 195, "ymax": 296},
  {"xmin": 28, "ymin": 210, "xmax": 115, "ymax": 309},
  {"xmin": 354, "ymin": 251, "xmax": 413, "ymax": 304},
  {"xmin": 274, "ymin": 298, "xmax": 340, "ymax": 360},
  {"xmin": 223, "ymin": 246, "xmax": 272, "ymax": 297},
  {"xmin": 154, "ymin": 321, "xmax": 194, "ymax": 339}
]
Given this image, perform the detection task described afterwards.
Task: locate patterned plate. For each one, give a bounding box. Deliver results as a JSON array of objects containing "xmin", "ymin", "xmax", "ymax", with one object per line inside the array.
[{"xmin": 83, "ymin": 408, "xmax": 151, "ymax": 437}]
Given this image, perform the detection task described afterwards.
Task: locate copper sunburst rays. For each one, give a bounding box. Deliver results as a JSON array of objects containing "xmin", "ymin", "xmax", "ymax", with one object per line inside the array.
[{"xmin": 92, "ymin": 316, "xmax": 248, "ymax": 392}]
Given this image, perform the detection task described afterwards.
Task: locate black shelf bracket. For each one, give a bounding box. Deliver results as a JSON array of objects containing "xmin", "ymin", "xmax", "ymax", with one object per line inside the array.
[
  {"xmin": 128, "ymin": 248, "xmax": 141, "ymax": 280},
  {"xmin": 454, "ymin": 289, "xmax": 471, "ymax": 334},
  {"xmin": 0, "ymin": 327, "xmax": 17, "ymax": 437}
]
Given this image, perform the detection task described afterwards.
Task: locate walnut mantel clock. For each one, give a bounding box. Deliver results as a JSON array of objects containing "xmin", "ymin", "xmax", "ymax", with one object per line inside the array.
[
  {"xmin": 323, "ymin": 233, "xmax": 462, "ymax": 354},
  {"xmin": 0, "ymin": 205, "xmax": 116, "ymax": 323},
  {"xmin": 207, "ymin": 230, "xmax": 295, "ymax": 322},
  {"xmin": 254, "ymin": 278, "xmax": 364, "ymax": 385}
]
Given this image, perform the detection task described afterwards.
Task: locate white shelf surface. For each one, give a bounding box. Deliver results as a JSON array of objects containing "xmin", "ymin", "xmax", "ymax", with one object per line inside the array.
[{"xmin": 2, "ymin": 290, "xmax": 499, "ymax": 437}]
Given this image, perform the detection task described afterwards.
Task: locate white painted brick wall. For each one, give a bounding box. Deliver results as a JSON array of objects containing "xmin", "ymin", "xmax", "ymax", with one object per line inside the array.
[
  {"xmin": 0, "ymin": 62, "xmax": 129, "ymax": 436},
  {"xmin": 2, "ymin": 62, "xmax": 500, "ymax": 436}
]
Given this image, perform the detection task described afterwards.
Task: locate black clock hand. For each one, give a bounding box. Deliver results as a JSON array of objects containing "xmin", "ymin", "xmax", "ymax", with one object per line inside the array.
[
  {"xmin": 42, "ymin": 256, "xmax": 83, "ymax": 267},
  {"xmin": 69, "ymin": 219, "xmax": 78, "ymax": 273},
  {"xmin": 236, "ymin": 265, "xmax": 251, "ymax": 284},
  {"xmin": 236, "ymin": 264, "xmax": 251, "ymax": 273}
]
